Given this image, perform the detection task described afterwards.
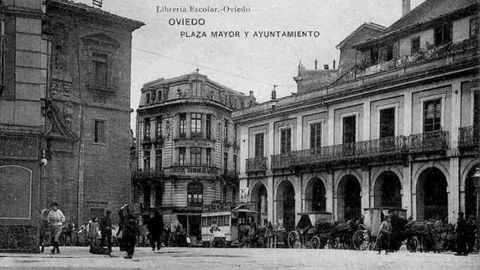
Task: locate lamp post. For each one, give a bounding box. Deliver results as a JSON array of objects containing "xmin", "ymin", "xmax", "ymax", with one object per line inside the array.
[{"xmin": 472, "ymin": 167, "xmax": 480, "ymax": 253}]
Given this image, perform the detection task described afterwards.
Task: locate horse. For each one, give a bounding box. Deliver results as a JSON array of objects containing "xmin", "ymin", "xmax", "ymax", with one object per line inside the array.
[{"xmin": 404, "ymin": 221, "xmax": 439, "ymax": 253}]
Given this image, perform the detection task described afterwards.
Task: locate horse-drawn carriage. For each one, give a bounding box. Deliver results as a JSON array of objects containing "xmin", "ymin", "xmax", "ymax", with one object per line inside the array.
[
  {"xmin": 352, "ymin": 207, "xmax": 407, "ymax": 251},
  {"xmin": 286, "ymin": 212, "xmax": 338, "ymax": 249}
]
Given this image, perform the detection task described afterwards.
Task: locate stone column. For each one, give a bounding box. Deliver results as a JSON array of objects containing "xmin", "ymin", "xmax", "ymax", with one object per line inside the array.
[
  {"xmin": 450, "ymin": 81, "xmax": 462, "ymax": 148},
  {"xmin": 404, "ymin": 92, "xmax": 412, "ymax": 136},
  {"xmin": 361, "ymin": 169, "xmax": 370, "ymax": 213},
  {"xmin": 327, "ymin": 106, "xmax": 335, "ymax": 146},
  {"xmin": 403, "ymin": 164, "xmax": 413, "ymax": 217},
  {"xmin": 449, "ymin": 158, "xmax": 460, "ymax": 223},
  {"xmin": 363, "ymin": 101, "xmax": 371, "ymax": 140},
  {"xmin": 326, "ymin": 172, "xmax": 334, "ymax": 214}
]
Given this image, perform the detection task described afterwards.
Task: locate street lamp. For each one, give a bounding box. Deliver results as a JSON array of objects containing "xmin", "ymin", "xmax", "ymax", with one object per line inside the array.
[{"xmin": 472, "ymin": 167, "xmax": 480, "ymax": 253}]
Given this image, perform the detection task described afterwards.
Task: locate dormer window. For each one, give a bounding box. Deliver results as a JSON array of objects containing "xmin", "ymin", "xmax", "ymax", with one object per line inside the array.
[
  {"xmin": 411, "ymin": 36, "xmax": 420, "ymax": 55},
  {"xmin": 156, "ymin": 90, "xmax": 162, "ymax": 102},
  {"xmin": 470, "ymin": 18, "xmax": 479, "ymax": 39},
  {"xmin": 434, "ymin": 22, "xmax": 452, "ymax": 46},
  {"xmin": 146, "ymin": 92, "xmax": 151, "ymax": 104},
  {"xmin": 192, "ymin": 81, "xmax": 202, "ymax": 97},
  {"xmin": 369, "ymin": 48, "xmax": 379, "ymax": 65},
  {"xmin": 385, "ymin": 44, "xmax": 394, "ymax": 61}
]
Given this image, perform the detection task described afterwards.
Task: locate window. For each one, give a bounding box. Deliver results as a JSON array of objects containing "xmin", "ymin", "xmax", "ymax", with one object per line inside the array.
[
  {"xmin": 155, "ymin": 148, "xmax": 162, "ymax": 171},
  {"xmin": 224, "ymin": 152, "xmax": 228, "ymax": 173},
  {"xmin": 155, "ymin": 186, "xmax": 162, "ymax": 207},
  {"xmin": 423, "ymin": 99, "xmax": 442, "ymax": 132},
  {"xmin": 187, "ymin": 182, "xmax": 203, "ymax": 207},
  {"xmin": 233, "ymin": 154, "xmax": 237, "ymax": 172},
  {"xmin": 370, "ymin": 48, "xmax": 379, "ymax": 64},
  {"xmin": 386, "ymin": 44, "xmax": 394, "ymax": 61},
  {"xmin": 254, "ymin": 133, "xmax": 264, "ymax": 158},
  {"xmin": 156, "ymin": 90, "xmax": 162, "ymax": 102},
  {"xmin": 143, "ymin": 150, "xmax": 150, "ymax": 172},
  {"xmin": 178, "ymin": 147, "xmax": 186, "ymax": 166},
  {"xmin": 94, "ymin": 120, "xmax": 105, "ymax": 143},
  {"xmin": 222, "ymin": 186, "xmax": 227, "ymax": 203},
  {"xmin": 93, "ymin": 53, "xmax": 107, "ymax": 88},
  {"xmin": 206, "ymin": 148, "xmax": 212, "ymax": 166},
  {"xmin": 191, "ymin": 113, "xmax": 202, "ymax": 137},
  {"xmin": 434, "ymin": 22, "xmax": 452, "ymax": 46},
  {"xmin": 191, "ymin": 147, "xmax": 202, "ymax": 166},
  {"xmin": 206, "ymin": 114, "xmax": 212, "ymax": 139},
  {"xmin": 411, "ymin": 36, "xmax": 420, "ymax": 55},
  {"xmin": 224, "ymin": 215, "xmax": 230, "ymax": 226},
  {"xmin": 192, "ymin": 81, "xmax": 202, "ymax": 97},
  {"xmin": 280, "ymin": 128, "xmax": 292, "ymax": 154},
  {"xmin": 146, "ymin": 93, "xmax": 151, "ymax": 104},
  {"xmin": 156, "ymin": 116, "xmax": 162, "ymax": 139},
  {"xmin": 343, "ymin": 116, "xmax": 356, "ymax": 144},
  {"xmin": 310, "ymin": 123, "xmax": 322, "ymax": 150},
  {"xmin": 470, "ymin": 18, "xmax": 479, "ymax": 39},
  {"xmin": 179, "ymin": 113, "xmax": 186, "ymax": 138},
  {"xmin": 379, "ymin": 108, "xmax": 395, "ymax": 138},
  {"xmin": 144, "ymin": 118, "xmax": 151, "ymax": 140},
  {"xmin": 224, "ymin": 119, "xmax": 228, "ymax": 140}
]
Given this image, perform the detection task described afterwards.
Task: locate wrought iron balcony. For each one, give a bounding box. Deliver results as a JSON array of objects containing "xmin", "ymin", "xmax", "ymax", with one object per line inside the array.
[
  {"xmin": 165, "ymin": 164, "xmax": 219, "ymax": 175},
  {"xmin": 409, "ymin": 131, "xmax": 449, "ymax": 154},
  {"xmin": 271, "ymin": 135, "xmax": 410, "ymax": 170},
  {"xmin": 459, "ymin": 125, "xmax": 480, "ymax": 151},
  {"xmin": 246, "ymin": 156, "xmax": 267, "ymax": 173}
]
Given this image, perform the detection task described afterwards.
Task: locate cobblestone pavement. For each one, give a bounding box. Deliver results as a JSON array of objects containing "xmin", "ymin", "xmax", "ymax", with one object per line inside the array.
[{"xmin": 1, "ymin": 247, "xmax": 479, "ymax": 270}]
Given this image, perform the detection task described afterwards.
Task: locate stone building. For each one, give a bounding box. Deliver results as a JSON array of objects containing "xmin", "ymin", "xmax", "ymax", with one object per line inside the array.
[
  {"xmin": 233, "ymin": 0, "xmax": 479, "ymax": 231},
  {"xmin": 133, "ymin": 71, "xmax": 255, "ymax": 243},
  {"xmin": 0, "ymin": 0, "xmax": 143, "ymax": 252}
]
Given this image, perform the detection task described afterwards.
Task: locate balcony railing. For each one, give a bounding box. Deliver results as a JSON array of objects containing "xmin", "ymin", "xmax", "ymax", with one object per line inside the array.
[
  {"xmin": 246, "ymin": 156, "xmax": 267, "ymax": 173},
  {"xmin": 459, "ymin": 125, "xmax": 480, "ymax": 150},
  {"xmin": 165, "ymin": 164, "xmax": 218, "ymax": 175},
  {"xmin": 270, "ymin": 135, "xmax": 419, "ymax": 170},
  {"xmin": 409, "ymin": 131, "xmax": 449, "ymax": 153}
]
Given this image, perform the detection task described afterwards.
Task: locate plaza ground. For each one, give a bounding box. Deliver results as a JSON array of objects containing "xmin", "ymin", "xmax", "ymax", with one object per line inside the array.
[{"xmin": 1, "ymin": 247, "xmax": 479, "ymax": 270}]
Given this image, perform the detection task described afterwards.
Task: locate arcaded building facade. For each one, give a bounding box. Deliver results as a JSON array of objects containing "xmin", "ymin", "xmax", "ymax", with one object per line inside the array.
[
  {"xmin": 133, "ymin": 72, "xmax": 255, "ymax": 243},
  {"xmin": 234, "ymin": 0, "xmax": 479, "ymax": 231}
]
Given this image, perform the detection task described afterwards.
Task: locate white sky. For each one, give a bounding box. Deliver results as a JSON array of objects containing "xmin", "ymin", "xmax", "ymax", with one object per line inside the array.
[{"xmin": 76, "ymin": 0, "xmax": 424, "ymax": 130}]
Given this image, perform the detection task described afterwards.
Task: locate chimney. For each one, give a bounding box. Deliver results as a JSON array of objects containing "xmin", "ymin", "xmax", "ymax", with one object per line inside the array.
[
  {"xmin": 271, "ymin": 85, "xmax": 277, "ymax": 100},
  {"xmin": 314, "ymin": 59, "xmax": 318, "ymax": 70},
  {"xmin": 249, "ymin": 90, "xmax": 254, "ymax": 97},
  {"xmin": 324, "ymin": 64, "xmax": 329, "ymax": 70},
  {"xmin": 402, "ymin": 0, "xmax": 411, "ymax": 16},
  {"xmin": 333, "ymin": 59, "xmax": 336, "ymax": 69}
]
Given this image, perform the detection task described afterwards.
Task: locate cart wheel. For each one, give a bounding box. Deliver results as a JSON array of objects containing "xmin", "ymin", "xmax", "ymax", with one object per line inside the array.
[
  {"xmin": 352, "ymin": 230, "xmax": 369, "ymax": 251},
  {"xmin": 407, "ymin": 237, "xmax": 418, "ymax": 252},
  {"xmin": 287, "ymin": 231, "xmax": 301, "ymax": 249},
  {"xmin": 311, "ymin": 236, "xmax": 321, "ymax": 249}
]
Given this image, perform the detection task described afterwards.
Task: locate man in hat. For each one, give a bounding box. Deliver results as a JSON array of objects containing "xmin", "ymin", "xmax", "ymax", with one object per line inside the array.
[
  {"xmin": 100, "ymin": 210, "xmax": 113, "ymax": 254},
  {"xmin": 47, "ymin": 202, "xmax": 65, "ymax": 254},
  {"xmin": 377, "ymin": 214, "xmax": 392, "ymax": 255}
]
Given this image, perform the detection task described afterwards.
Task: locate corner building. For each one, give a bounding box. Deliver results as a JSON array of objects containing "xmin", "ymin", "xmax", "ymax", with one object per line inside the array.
[
  {"xmin": 0, "ymin": 0, "xmax": 143, "ymax": 252},
  {"xmin": 234, "ymin": 0, "xmax": 479, "ymax": 231},
  {"xmin": 133, "ymin": 72, "xmax": 255, "ymax": 243}
]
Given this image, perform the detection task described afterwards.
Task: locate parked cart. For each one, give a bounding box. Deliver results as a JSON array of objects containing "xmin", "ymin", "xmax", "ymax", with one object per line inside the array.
[{"xmin": 287, "ymin": 212, "xmax": 335, "ymax": 249}]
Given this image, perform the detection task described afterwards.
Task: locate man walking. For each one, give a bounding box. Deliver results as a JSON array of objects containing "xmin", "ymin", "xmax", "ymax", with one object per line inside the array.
[
  {"xmin": 146, "ymin": 210, "xmax": 163, "ymax": 251},
  {"xmin": 100, "ymin": 210, "xmax": 113, "ymax": 253},
  {"xmin": 47, "ymin": 202, "xmax": 65, "ymax": 254},
  {"xmin": 377, "ymin": 215, "xmax": 392, "ymax": 255}
]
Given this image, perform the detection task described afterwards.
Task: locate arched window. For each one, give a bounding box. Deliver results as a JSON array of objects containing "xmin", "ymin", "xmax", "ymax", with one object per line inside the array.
[{"xmin": 187, "ymin": 182, "xmax": 203, "ymax": 207}]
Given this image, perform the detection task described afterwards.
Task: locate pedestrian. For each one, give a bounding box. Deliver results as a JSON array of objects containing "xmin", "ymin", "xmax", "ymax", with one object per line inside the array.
[
  {"xmin": 87, "ymin": 217, "xmax": 100, "ymax": 245},
  {"xmin": 100, "ymin": 210, "xmax": 113, "ymax": 253},
  {"xmin": 209, "ymin": 220, "xmax": 219, "ymax": 247},
  {"xmin": 465, "ymin": 215, "xmax": 476, "ymax": 253},
  {"xmin": 119, "ymin": 205, "xmax": 139, "ymax": 259},
  {"xmin": 47, "ymin": 202, "xmax": 65, "ymax": 254},
  {"xmin": 455, "ymin": 211, "xmax": 468, "ymax": 256},
  {"xmin": 377, "ymin": 214, "xmax": 392, "ymax": 255},
  {"xmin": 147, "ymin": 210, "xmax": 163, "ymax": 251},
  {"xmin": 264, "ymin": 220, "xmax": 274, "ymax": 248}
]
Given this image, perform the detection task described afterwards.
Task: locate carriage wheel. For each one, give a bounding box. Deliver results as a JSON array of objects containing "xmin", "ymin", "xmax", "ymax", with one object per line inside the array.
[
  {"xmin": 352, "ymin": 230, "xmax": 370, "ymax": 251},
  {"xmin": 407, "ymin": 237, "xmax": 418, "ymax": 252},
  {"xmin": 287, "ymin": 231, "xmax": 301, "ymax": 249},
  {"xmin": 311, "ymin": 236, "xmax": 321, "ymax": 249}
]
